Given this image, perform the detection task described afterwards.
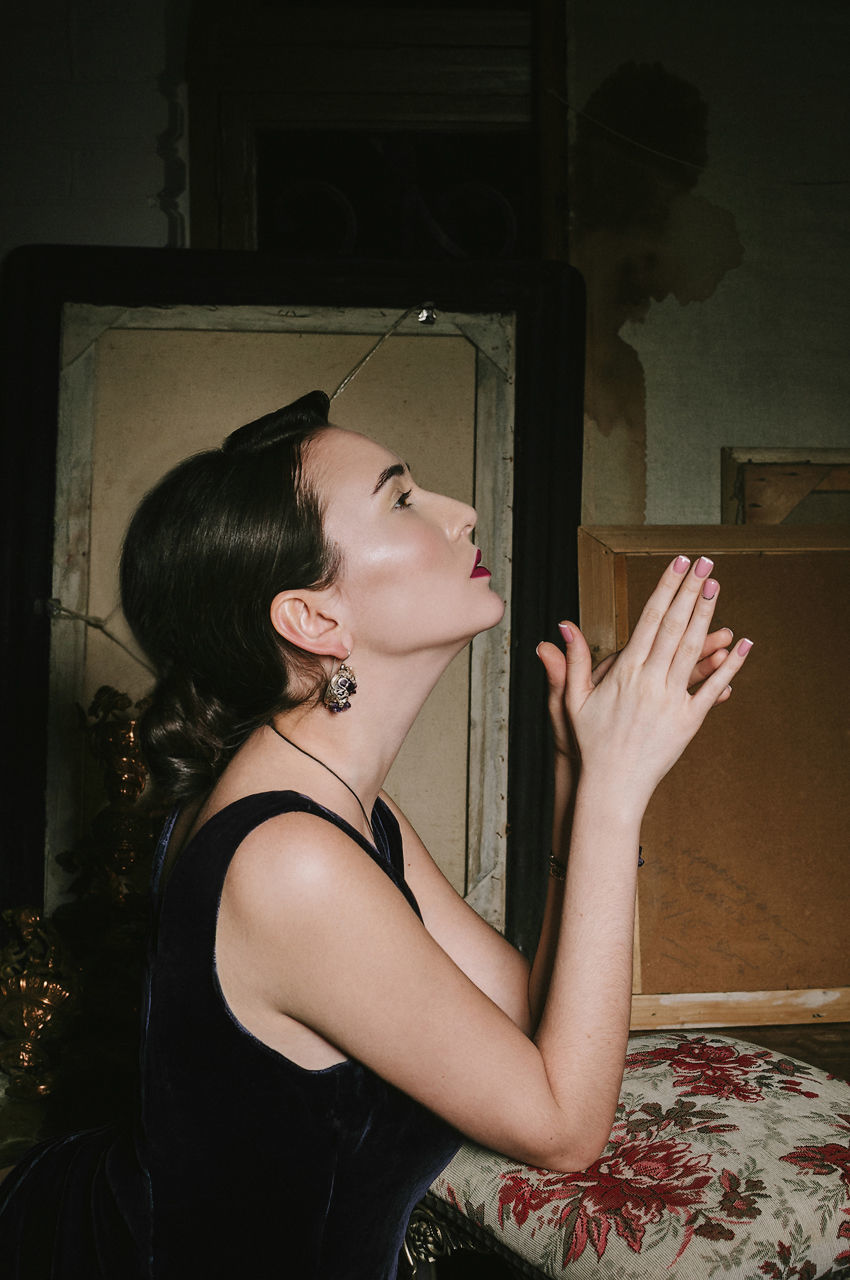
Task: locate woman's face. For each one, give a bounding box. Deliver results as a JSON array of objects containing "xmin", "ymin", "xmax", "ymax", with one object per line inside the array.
[{"xmin": 308, "ymin": 427, "xmax": 505, "ymax": 659}]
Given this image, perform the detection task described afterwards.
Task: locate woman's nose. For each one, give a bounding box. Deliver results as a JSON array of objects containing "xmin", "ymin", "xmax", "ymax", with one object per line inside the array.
[
  {"xmin": 451, "ymin": 497, "xmax": 477, "ymax": 539},
  {"xmin": 427, "ymin": 488, "xmax": 476, "ymax": 538}
]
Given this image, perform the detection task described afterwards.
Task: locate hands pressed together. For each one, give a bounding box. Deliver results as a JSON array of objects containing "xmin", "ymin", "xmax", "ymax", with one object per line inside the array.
[{"xmin": 537, "ymin": 555, "xmax": 753, "ymax": 816}]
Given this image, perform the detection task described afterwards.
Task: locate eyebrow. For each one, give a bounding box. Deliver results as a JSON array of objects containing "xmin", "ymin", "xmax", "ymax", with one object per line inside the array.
[{"xmin": 372, "ymin": 462, "xmax": 408, "ymax": 495}]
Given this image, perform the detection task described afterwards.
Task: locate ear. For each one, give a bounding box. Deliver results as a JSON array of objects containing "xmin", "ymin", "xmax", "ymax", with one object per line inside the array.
[{"xmin": 269, "ymin": 590, "xmax": 350, "ymax": 659}]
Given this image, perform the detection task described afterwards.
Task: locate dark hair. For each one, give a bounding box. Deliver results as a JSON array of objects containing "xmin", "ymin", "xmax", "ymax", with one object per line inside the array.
[{"xmin": 120, "ymin": 390, "xmax": 338, "ymax": 802}]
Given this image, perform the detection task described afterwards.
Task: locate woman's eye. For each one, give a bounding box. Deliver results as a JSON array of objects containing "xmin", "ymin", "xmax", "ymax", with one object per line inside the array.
[{"xmin": 394, "ymin": 489, "xmax": 413, "ymax": 510}]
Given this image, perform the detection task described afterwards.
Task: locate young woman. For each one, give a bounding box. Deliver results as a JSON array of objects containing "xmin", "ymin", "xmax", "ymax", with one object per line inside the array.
[{"xmin": 0, "ymin": 391, "xmax": 751, "ymax": 1278}]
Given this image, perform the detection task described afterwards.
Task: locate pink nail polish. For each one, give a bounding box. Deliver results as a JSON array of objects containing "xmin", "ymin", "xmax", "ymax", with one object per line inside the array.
[
  {"xmin": 702, "ymin": 579, "xmax": 719, "ymax": 600},
  {"xmin": 672, "ymin": 555, "xmax": 690, "ymax": 574},
  {"xmin": 737, "ymin": 637, "xmax": 753, "ymax": 656},
  {"xmin": 695, "ymin": 556, "xmax": 714, "ymax": 579},
  {"xmin": 558, "ymin": 622, "xmax": 574, "ymax": 642}
]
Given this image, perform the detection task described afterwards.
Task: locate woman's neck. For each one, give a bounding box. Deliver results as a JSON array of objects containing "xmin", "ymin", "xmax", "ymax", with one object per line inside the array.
[{"xmin": 269, "ymin": 645, "xmax": 458, "ymax": 812}]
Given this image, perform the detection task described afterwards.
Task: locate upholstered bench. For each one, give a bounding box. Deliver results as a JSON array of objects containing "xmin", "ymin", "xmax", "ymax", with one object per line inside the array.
[{"xmin": 404, "ymin": 1032, "xmax": 850, "ymax": 1278}]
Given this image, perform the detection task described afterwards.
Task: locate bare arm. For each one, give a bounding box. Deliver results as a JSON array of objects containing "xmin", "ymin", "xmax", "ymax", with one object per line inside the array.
[
  {"xmin": 527, "ymin": 751, "xmax": 574, "ymax": 1025},
  {"xmin": 528, "ymin": 619, "xmax": 736, "ymax": 1025},
  {"xmin": 218, "ymin": 557, "xmax": 752, "ymax": 1172},
  {"xmin": 390, "ymin": 619, "xmax": 736, "ymax": 1035},
  {"xmin": 525, "ymin": 560, "xmax": 751, "ymax": 1152}
]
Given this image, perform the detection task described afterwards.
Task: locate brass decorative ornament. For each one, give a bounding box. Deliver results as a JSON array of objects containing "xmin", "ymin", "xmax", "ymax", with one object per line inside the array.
[
  {"xmin": 0, "ymin": 910, "xmax": 76, "ymax": 1100},
  {"xmin": 402, "ymin": 1202, "xmax": 494, "ymax": 1274},
  {"xmin": 0, "ymin": 687, "xmax": 162, "ymax": 1124}
]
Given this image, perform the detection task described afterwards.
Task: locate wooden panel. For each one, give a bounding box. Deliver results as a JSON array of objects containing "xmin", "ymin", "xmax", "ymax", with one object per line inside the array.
[
  {"xmin": 721, "ymin": 448, "xmax": 850, "ymax": 524},
  {"xmin": 188, "ymin": 5, "xmax": 534, "ymax": 251},
  {"xmin": 203, "ymin": 7, "xmax": 531, "ymax": 57},
  {"xmin": 579, "ymin": 526, "xmax": 850, "ymax": 1026},
  {"xmin": 227, "ymin": 91, "xmax": 533, "ymax": 128},
  {"xmin": 631, "ymin": 989, "xmax": 850, "ymax": 1029},
  {"xmin": 743, "ymin": 463, "xmax": 833, "ymax": 524},
  {"xmin": 211, "ymin": 48, "xmax": 531, "ymax": 96},
  {"xmin": 819, "ymin": 466, "xmax": 850, "ymax": 491}
]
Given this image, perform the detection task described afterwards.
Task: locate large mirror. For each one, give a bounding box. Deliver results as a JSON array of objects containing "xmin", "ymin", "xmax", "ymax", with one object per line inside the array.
[{"xmin": 0, "ymin": 248, "xmax": 583, "ymax": 953}]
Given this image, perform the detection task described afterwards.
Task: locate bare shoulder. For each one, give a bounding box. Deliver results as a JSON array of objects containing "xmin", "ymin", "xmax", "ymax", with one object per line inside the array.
[
  {"xmin": 223, "ymin": 808, "xmax": 390, "ymax": 918},
  {"xmin": 216, "ymin": 809, "xmax": 403, "ymax": 1070},
  {"xmin": 216, "ymin": 805, "xmax": 425, "ymax": 1022},
  {"xmin": 217, "ymin": 805, "xmax": 434, "ymax": 1042}
]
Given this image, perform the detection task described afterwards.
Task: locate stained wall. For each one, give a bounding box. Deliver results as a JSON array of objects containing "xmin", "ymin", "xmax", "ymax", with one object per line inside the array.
[
  {"xmin": 569, "ymin": 0, "xmax": 850, "ymax": 524},
  {"xmin": 3, "ymin": 1, "xmax": 847, "ymax": 532}
]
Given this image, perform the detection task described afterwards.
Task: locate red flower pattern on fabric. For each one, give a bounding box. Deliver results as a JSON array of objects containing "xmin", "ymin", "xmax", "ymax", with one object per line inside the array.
[
  {"xmin": 497, "ymin": 1136, "xmax": 712, "ymax": 1263},
  {"xmin": 758, "ymin": 1240, "xmax": 819, "ymax": 1279},
  {"xmin": 717, "ymin": 1167, "xmax": 768, "ymax": 1219},
  {"xmin": 837, "ymin": 1209, "xmax": 850, "ymax": 1263},
  {"xmin": 625, "ymin": 1037, "xmax": 821, "ymax": 1102},
  {"xmin": 432, "ymin": 1036, "xmax": 850, "ymax": 1276},
  {"xmin": 780, "ymin": 1117, "xmax": 850, "ymax": 1188}
]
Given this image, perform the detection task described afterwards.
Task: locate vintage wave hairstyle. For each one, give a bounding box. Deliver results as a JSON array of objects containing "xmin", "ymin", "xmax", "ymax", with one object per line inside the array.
[{"xmin": 120, "ymin": 390, "xmax": 339, "ymax": 802}]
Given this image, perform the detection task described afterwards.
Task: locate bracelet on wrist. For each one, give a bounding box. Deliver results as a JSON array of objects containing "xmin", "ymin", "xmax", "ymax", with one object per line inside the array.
[{"xmin": 548, "ymin": 847, "xmax": 645, "ymax": 879}]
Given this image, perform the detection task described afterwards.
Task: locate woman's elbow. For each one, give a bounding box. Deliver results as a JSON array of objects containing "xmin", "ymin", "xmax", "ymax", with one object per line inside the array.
[
  {"xmin": 544, "ymin": 1137, "xmax": 608, "ymax": 1174},
  {"xmin": 529, "ymin": 1121, "xmax": 612, "ymax": 1174}
]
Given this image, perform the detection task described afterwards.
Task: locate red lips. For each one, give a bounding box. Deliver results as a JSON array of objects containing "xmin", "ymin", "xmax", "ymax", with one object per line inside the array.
[{"xmin": 470, "ymin": 549, "xmax": 491, "ymax": 579}]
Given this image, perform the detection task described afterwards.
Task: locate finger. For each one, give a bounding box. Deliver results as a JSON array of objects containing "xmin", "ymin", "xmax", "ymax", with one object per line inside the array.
[
  {"xmin": 536, "ymin": 639, "xmax": 567, "ymax": 698},
  {"xmin": 690, "ymin": 647, "xmax": 729, "ymax": 687},
  {"xmin": 591, "ymin": 652, "xmax": 617, "ymax": 686},
  {"xmin": 692, "ymin": 638, "xmax": 753, "ymax": 714},
  {"xmin": 646, "ymin": 557, "xmax": 717, "ymax": 672},
  {"xmin": 666, "ymin": 573, "xmax": 722, "ymax": 686},
  {"xmin": 537, "ymin": 640, "xmax": 580, "ymax": 757},
  {"xmin": 556, "ymin": 621, "xmax": 595, "ymax": 713},
  {"xmin": 622, "ymin": 555, "xmax": 693, "ymax": 664},
  {"xmin": 701, "ymin": 626, "xmax": 733, "ymax": 659}
]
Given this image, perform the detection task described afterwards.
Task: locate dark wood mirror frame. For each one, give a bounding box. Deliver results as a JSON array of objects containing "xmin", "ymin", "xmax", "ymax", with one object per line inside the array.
[{"xmin": 0, "ymin": 246, "xmax": 583, "ymax": 954}]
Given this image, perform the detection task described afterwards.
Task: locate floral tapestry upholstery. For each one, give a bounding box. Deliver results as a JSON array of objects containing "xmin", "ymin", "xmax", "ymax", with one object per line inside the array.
[{"xmin": 428, "ymin": 1033, "xmax": 850, "ymax": 1278}]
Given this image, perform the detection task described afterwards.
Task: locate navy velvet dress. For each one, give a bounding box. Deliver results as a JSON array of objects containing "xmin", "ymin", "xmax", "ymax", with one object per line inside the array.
[{"xmin": 0, "ymin": 792, "xmax": 461, "ymax": 1278}]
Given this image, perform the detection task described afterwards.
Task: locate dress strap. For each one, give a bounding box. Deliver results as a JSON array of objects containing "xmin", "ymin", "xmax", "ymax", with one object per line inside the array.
[{"xmin": 150, "ymin": 806, "xmax": 180, "ymax": 906}]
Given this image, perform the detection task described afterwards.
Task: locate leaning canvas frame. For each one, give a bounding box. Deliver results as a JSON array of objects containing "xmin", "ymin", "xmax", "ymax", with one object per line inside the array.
[
  {"xmin": 0, "ymin": 248, "xmax": 585, "ymax": 955},
  {"xmin": 578, "ymin": 524, "xmax": 850, "ymax": 1029},
  {"xmin": 49, "ymin": 302, "xmax": 513, "ymax": 925}
]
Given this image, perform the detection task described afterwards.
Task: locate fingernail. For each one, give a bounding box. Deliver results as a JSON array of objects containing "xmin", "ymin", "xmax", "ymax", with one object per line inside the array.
[
  {"xmin": 695, "ymin": 556, "xmax": 714, "ymax": 579},
  {"xmin": 558, "ymin": 622, "xmax": 574, "ymax": 642},
  {"xmin": 672, "ymin": 555, "xmax": 690, "ymax": 574},
  {"xmin": 702, "ymin": 579, "xmax": 719, "ymax": 600},
  {"xmin": 737, "ymin": 638, "xmax": 753, "ymax": 655}
]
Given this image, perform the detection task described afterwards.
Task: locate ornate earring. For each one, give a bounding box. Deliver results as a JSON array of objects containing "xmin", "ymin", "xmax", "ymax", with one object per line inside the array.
[{"xmin": 323, "ymin": 653, "xmax": 357, "ymax": 713}]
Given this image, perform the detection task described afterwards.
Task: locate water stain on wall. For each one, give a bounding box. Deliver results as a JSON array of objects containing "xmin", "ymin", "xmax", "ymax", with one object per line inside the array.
[{"xmin": 571, "ymin": 62, "xmax": 743, "ymax": 522}]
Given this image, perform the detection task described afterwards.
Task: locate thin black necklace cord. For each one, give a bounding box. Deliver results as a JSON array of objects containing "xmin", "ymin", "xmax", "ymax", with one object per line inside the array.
[{"xmin": 266, "ymin": 720, "xmax": 375, "ymax": 845}]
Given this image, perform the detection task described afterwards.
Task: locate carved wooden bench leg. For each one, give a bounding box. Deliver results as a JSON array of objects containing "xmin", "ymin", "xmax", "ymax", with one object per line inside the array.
[{"xmin": 403, "ymin": 1193, "xmax": 547, "ymax": 1279}]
